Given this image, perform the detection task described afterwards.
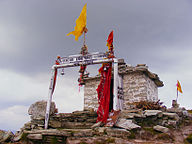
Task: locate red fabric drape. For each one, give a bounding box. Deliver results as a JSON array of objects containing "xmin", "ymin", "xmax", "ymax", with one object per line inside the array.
[{"xmin": 96, "ymin": 63, "xmax": 112, "ymax": 123}]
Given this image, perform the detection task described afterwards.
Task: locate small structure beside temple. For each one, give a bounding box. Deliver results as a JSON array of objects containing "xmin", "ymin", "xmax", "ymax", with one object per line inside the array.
[{"xmin": 84, "ymin": 59, "xmax": 164, "ymax": 111}]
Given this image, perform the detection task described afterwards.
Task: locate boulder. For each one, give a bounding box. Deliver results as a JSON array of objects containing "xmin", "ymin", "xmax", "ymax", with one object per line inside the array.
[
  {"xmin": 13, "ymin": 131, "xmax": 23, "ymax": 142},
  {"xmin": 0, "ymin": 130, "xmax": 5, "ymax": 140},
  {"xmin": 153, "ymin": 125, "xmax": 169, "ymax": 133},
  {"xmin": 144, "ymin": 110, "xmax": 162, "ymax": 117},
  {"xmin": 0, "ymin": 130, "xmax": 14, "ymax": 143},
  {"xmin": 115, "ymin": 118, "xmax": 141, "ymax": 130},
  {"xmin": 28, "ymin": 100, "xmax": 57, "ymax": 119}
]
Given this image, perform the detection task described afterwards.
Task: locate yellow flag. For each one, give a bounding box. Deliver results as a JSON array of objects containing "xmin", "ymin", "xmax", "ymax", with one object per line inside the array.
[
  {"xmin": 177, "ymin": 80, "xmax": 183, "ymax": 93},
  {"xmin": 67, "ymin": 4, "xmax": 87, "ymax": 41}
]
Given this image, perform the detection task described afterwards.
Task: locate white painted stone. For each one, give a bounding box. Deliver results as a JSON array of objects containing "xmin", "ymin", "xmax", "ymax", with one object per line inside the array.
[
  {"xmin": 115, "ymin": 118, "xmax": 141, "ymax": 130},
  {"xmin": 153, "ymin": 125, "xmax": 169, "ymax": 133},
  {"xmin": 144, "ymin": 110, "xmax": 162, "ymax": 117}
]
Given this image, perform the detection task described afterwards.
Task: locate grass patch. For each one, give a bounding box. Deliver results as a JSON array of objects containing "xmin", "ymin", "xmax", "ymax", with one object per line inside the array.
[
  {"xmin": 156, "ymin": 133, "xmax": 174, "ymax": 142},
  {"xmin": 106, "ymin": 137, "xmax": 115, "ymax": 143},
  {"xmin": 187, "ymin": 110, "xmax": 192, "ymax": 114},
  {"xmin": 143, "ymin": 127, "xmax": 159, "ymax": 135},
  {"xmin": 20, "ymin": 133, "xmax": 29, "ymax": 142},
  {"xmin": 128, "ymin": 130, "xmax": 136, "ymax": 139},
  {"xmin": 50, "ymin": 136, "xmax": 59, "ymax": 144},
  {"xmin": 184, "ymin": 133, "xmax": 192, "ymax": 144}
]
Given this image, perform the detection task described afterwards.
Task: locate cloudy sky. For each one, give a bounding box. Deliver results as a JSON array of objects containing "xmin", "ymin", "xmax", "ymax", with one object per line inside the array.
[{"xmin": 0, "ymin": 0, "xmax": 192, "ymax": 131}]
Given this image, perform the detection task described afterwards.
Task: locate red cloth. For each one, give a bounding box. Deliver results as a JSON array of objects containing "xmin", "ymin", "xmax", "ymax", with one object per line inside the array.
[{"xmin": 96, "ymin": 63, "xmax": 112, "ymax": 123}]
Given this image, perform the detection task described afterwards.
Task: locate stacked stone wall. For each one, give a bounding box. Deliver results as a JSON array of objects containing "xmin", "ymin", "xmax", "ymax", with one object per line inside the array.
[
  {"xmin": 144, "ymin": 74, "xmax": 158, "ymax": 101},
  {"xmin": 123, "ymin": 72, "xmax": 147, "ymax": 109},
  {"xmin": 83, "ymin": 64, "xmax": 160, "ymax": 111},
  {"xmin": 84, "ymin": 78, "xmax": 100, "ymax": 111}
]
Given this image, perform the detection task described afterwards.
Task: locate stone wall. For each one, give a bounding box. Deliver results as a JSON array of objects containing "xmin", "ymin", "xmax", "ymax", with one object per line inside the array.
[
  {"xmin": 84, "ymin": 63, "xmax": 163, "ymax": 111},
  {"xmin": 84, "ymin": 77, "xmax": 100, "ymax": 111},
  {"xmin": 145, "ymin": 75, "xmax": 158, "ymax": 101},
  {"xmin": 123, "ymin": 72, "xmax": 147, "ymax": 107},
  {"xmin": 123, "ymin": 72, "xmax": 158, "ymax": 110}
]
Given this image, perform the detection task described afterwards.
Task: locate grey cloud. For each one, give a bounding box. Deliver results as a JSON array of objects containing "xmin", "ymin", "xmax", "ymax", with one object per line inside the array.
[{"xmin": 0, "ymin": 0, "xmax": 192, "ymax": 75}]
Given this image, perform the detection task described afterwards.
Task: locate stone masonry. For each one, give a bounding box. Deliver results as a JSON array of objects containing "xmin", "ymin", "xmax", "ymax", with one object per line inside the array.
[{"xmin": 84, "ymin": 60, "xmax": 163, "ymax": 111}]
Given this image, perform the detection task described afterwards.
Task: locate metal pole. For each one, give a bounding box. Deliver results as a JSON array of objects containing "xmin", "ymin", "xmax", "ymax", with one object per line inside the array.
[
  {"xmin": 176, "ymin": 89, "xmax": 178, "ymax": 102},
  {"xmin": 44, "ymin": 68, "xmax": 55, "ymax": 129},
  {"xmin": 113, "ymin": 58, "xmax": 118, "ymax": 110}
]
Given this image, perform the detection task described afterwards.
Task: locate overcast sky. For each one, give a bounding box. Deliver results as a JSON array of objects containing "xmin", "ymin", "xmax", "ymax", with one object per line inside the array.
[{"xmin": 0, "ymin": 0, "xmax": 192, "ymax": 131}]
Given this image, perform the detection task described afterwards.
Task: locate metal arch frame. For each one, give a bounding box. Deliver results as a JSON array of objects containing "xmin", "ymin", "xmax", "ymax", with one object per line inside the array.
[{"xmin": 44, "ymin": 53, "xmax": 119, "ymax": 129}]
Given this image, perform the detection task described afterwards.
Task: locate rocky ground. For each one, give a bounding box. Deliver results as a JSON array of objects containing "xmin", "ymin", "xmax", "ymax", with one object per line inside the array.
[{"xmin": 1, "ymin": 100, "xmax": 192, "ymax": 144}]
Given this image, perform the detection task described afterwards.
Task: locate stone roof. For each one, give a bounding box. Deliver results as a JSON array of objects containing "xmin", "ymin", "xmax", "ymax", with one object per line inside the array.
[
  {"xmin": 118, "ymin": 63, "xmax": 164, "ymax": 87},
  {"xmin": 84, "ymin": 60, "xmax": 164, "ymax": 87}
]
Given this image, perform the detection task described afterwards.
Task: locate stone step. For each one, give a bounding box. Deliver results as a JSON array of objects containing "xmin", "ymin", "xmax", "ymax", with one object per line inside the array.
[{"xmin": 49, "ymin": 121, "xmax": 95, "ymax": 129}]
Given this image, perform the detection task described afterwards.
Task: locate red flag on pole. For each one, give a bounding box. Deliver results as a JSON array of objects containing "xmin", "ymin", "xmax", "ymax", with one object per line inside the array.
[
  {"xmin": 107, "ymin": 31, "xmax": 113, "ymax": 47},
  {"xmin": 177, "ymin": 80, "xmax": 183, "ymax": 93}
]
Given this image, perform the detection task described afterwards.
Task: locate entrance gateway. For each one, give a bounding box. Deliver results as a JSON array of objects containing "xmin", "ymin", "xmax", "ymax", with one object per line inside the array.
[{"xmin": 44, "ymin": 51, "xmax": 123, "ymax": 129}]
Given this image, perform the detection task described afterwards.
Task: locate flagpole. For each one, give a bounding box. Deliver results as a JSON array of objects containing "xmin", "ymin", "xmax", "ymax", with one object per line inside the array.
[
  {"xmin": 176, "ymin": 89, "xmax": 178, "ymax": 102},
  {"xmin": 83, "ymin": 31, "xmax": 86, "ymax": 46}
]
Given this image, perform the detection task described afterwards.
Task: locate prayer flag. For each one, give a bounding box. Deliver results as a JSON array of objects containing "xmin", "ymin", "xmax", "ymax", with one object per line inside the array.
[
  {"xmin": 177, "ymin": 80, "xmax": 183, "ymax": 93},
  {"xmin": 67, "ymin": 4, "xmax": 87, "ymax": 41},
  {"xmin": 107, "ymin": 31, "xmax": 113, "ymax": 46}
]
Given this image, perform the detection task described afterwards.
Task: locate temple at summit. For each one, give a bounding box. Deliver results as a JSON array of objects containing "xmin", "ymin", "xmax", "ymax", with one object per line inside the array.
[{"xmin": 84, "ymin": 59, "xmax": 164, "ymax": 111}]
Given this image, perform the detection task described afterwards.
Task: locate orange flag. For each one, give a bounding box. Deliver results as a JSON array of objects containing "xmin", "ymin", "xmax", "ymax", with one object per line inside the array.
[
  {"xmin": 107, "ymin": 31, "xmax": 113, "ymax": 47},
  {"xmin": 67, "ymin": 4, "xmax": 87, "ymax": 41},
  {"xmin": 177, "ymin": 80, "xmax": 183, "ymax": 93}
]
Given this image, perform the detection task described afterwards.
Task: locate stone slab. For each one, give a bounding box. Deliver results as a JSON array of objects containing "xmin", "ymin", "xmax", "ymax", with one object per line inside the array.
[
  {"xmin": 153, "ymin": 125, "xmax": 169, "ymax": 133},
  {"xmin": 115, "ymin": 118, "xmax": 141, "ymax": 130}
]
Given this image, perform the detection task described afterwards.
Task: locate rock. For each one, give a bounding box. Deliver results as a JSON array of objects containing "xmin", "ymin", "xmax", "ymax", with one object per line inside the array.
[
  {"xmin": 13, "ymin": 131, "xmax": 23, "ymax": 142},
  {"xmin": 0, "ymin": 130, "xmax": 6, "ymax": 140},
  {"xmin": 163, "ymin": 112, "xmax": 180, "ymax": 121},
  {"xmin": 62, "ymin": 122, "xmax": 94, "ymax": 129},
  {"xmin": 167, "ymin": 120, "xmax": 177, "ymax": 127},
  {"xmin": 24, "ymin": 129, "xmax": 72, "ymax": 137},
  {"xmin": 27, "ymin": 133, "xmax": 42, "ymax": 140},
  {"xmin": 144, "ymin": 110, "xmax": 162, "ymax": 117},
  {"xmin": 0, "ymin": 130, "xmax": 14, "ymax": 142},
  {"xmin": 28, "ymin": 100, "xmax": 57, "ymax": 119},
  {"xmin": 120, "ymin": 111, "xmax": 145, "ymax": 119},
  {"xmin": 23, "ymin": 121, "xmax": 32, "ymax": 130},
  {"xmin": 172, "ymin": 100, "xmax": 179, "ymax": 108},
  {"xmin": 183, "ymin": 110, "xmax": 189, "ymax": 117},
  {"xmin": 95, "ymin": 127, "xmax": 107, "ymax": 134},
  {"xmin": 153, "ymin": 125, "xmax": 169, "ymax": 133},
  {"xmin": 91, "ymin": 121, "xmax": 104, "ymax": 129},
  {"xmin": 49, "ymin": 120, "xmax": 62, "ymax": 128},
  {"xmin": 115, "ymin": 118, "xmax": 141, "ymax": 130},
  {"xmin": 105, "ymin": 128, "xmax": 131, "ymax": 138},
  {"xmin": 167, "ymin": 108, "xmax": 185, "ymax": 117},
  {"xmin": 72, "ymin": 129, "xmax": 93, "ymax": 137}
]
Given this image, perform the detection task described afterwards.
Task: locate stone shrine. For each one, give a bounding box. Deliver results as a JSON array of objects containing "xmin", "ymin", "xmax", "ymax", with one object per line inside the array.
[{"xmin": 84, "ymin": 59, "xmax": 164, "ymax": 111}]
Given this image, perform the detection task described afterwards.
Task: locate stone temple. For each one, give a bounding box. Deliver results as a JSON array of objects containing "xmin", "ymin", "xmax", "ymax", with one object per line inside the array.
[{"xmin": 84, "ymin": 59, "xmax": 164, "ymax": 111}]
